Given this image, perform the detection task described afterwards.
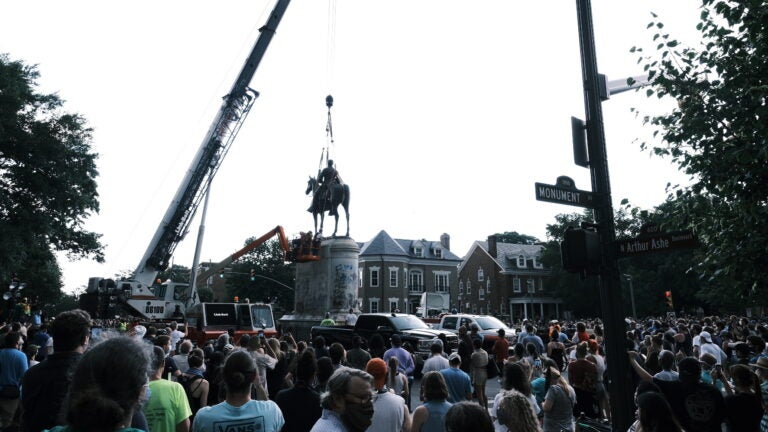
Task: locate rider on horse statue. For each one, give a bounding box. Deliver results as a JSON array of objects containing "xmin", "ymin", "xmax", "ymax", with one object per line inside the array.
[{"xmin": 312, "ymin": 159, "xmax": 342, "ymax": 216}]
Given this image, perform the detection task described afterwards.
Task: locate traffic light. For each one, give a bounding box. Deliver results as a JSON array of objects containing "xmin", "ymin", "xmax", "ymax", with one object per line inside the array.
[
  {"xmin": 561, "ymin": 227, "xmax": 601, "ymax": 274},
  {"xmin": 234, "ymin": 296, "xmax": 239, "ymax": 303},
  {"xmin": 250, "ymin": 269, "xmax": 256, "ymax": 281},
  {"xmin": 218, "ymin": 269, "xmax": 225, "ymax": 279},
  {"xmin": 665, "ymin": 291, "xmax": 674, "ymax": 309}
]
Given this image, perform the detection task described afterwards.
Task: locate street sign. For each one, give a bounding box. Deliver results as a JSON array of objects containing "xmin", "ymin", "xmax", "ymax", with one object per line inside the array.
[
  {"xmin": 534, "ymin": 176, "xmax": 595, "ymax": 208},
  {"xmin": 615, "ymin": 229, "xmax": 698, "ymax": 258}
]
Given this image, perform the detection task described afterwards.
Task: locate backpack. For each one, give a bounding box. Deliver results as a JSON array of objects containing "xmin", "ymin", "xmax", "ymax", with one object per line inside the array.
[{"xmin": 177, "ymin": 374, "xmax": 204, "ymax": 413}]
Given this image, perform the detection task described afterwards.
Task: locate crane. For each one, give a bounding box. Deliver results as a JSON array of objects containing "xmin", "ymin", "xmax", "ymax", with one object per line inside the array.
[{"xmin": 86, "ymin": 0, "xmax": 292, "ymax": 320}]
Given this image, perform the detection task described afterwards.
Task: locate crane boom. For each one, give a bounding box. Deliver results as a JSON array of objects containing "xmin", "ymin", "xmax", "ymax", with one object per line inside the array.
[
  {"xmin": 193, "ymin": 226, "xmax": 289, "ymax": 290},
  {"xmin": 133, "ymin": 0, "xmax": 291, "ymax": 287}
]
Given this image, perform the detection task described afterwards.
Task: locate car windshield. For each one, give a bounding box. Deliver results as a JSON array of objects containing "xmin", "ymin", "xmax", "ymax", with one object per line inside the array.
[
  {"xmin": 390, "ymin": 315, "xmax": 430, "ymax": 331},
  {"xmin": 475, "ymin": 316, "xmax": 507, "ymax": 330}
]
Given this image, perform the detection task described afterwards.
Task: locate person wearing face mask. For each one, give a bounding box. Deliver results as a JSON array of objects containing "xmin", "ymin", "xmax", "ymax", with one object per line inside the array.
[{"xmin": 310, "ymin": 367, "xmax": 375, "ymax": 432}]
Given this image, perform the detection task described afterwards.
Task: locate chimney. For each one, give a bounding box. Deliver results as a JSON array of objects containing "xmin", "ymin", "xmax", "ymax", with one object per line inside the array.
[
  {"xmin": 487, "ymin": 235, "xmax": 497, "ymax": 258},
  {"xmin": 440, "ymin": 233, "xmax": 450, "ymax": 250}
]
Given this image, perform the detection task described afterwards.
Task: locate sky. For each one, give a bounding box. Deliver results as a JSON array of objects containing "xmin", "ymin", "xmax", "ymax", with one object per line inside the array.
[{"xmin": 0, "ymin": 1, "xmax": 702, "ymax": 294}]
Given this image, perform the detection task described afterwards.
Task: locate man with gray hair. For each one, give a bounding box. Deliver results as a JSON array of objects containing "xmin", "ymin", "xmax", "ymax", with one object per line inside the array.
[{"xmin": 310, "ymin": 367, "xmax": 374, "ymax": 432}]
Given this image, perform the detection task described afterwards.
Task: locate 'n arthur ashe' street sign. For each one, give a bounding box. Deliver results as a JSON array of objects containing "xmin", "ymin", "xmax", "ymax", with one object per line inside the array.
[
  {"xmin": 615, "ymin": 224, "xmax": 699, "ymax": 258},
  {"xmin": 535, "ymin": 176, "xmax": 595, "ymax": 208}
]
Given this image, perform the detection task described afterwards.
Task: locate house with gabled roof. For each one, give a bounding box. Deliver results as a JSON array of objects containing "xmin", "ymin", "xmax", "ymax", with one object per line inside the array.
[
  {"xmin": 358, "ymin": 230, "xmax": 462, "ymax": 315},
  {"xmin": 458, "ymin": 235, "xmax": 561, "ymax": 323}
]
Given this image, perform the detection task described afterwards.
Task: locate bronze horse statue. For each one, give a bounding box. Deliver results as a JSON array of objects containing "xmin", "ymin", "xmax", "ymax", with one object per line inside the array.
[{"xmin": 306, "ymin": 176, "xmax": 350, "ymax": 237}]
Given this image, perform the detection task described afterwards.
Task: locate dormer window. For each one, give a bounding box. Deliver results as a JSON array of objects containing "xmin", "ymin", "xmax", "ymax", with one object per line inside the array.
[
  {"xmin": 413, "ymin": 247, "xmax": 423, "ymax": 257},
  {"xmin": 433, "ymin": 248, "xmax": 442, "ymax": 258},
  {"xmin": 533, "ymin": 256, "xmax": 543, "ymax": 269},
  {"xmin": 517, "ymin": 255, "xmax": 526, "ymax": 268}
]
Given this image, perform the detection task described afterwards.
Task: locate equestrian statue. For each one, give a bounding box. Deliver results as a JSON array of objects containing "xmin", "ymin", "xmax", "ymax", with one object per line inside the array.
[{"xmin": 306, "ymin": 159, "xmax": 350, "ymax": 237}]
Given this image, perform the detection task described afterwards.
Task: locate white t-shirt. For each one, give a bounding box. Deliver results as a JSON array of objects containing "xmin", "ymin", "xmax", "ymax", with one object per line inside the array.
[
  {"xmin": 346, "ymin": 313, "xmax": 358, "ymax": 325},
  {"xmin": 366, "ymin": 390, "xmax": 407, "ymax": 432},
  {"xmin": 699, "ymin": 342, "xmax": 727, "ymax": 365},
  {"xmin": 422, "ymin": 355, "xmax": 450, "ymax": 375}
]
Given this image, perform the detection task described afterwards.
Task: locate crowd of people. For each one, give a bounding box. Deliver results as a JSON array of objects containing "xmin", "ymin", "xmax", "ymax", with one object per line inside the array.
[{"xmin": 0, "ymin": 311, "xmax": 766, "ymax": 432}]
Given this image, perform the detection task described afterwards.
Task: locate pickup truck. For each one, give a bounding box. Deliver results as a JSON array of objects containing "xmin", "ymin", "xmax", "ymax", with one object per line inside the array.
[
  {"xmin": 436, "ymin": 314, "xmax": 516, "ymax": 351},
  {"xmin": 310, "ymin": 313, "xmax": 458, "ymax": 358}
]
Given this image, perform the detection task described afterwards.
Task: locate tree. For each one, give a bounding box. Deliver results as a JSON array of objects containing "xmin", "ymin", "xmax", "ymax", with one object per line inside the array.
[
  {"xmin": 632, "ymin": 0, "xmax": 768, "ymax": 305},
  {"xmin": 0, "ymin": 54, "xmax": 103, "ymax": 297},
  {"xmin": 493, "ymin": 231, "xmax": 539, "ymax": 245},
  {"xmin": 226, "ymin": 238, "xmax": 294, "ymax": 316}
]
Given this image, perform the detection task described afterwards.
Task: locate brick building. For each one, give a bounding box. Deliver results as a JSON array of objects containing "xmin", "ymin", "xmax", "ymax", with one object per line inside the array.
[
  {"xmin": 458, "ymin": 235, "xmax": 561, "ymax": 324},
  {"xmin": 358, "ymin": 231, "xmax": 462, "ymax": 315}
]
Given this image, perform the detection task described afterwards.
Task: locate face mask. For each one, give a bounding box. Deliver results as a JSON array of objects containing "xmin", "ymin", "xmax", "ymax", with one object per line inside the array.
[{"xmin": 341, "ymin": 400, "xmax": 374, "ymax": 432}]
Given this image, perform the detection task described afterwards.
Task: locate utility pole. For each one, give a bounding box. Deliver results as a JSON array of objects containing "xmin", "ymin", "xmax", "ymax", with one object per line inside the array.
[{"xmin": 575, "ymin": 0, "xmax": 634, "ymax": 429}]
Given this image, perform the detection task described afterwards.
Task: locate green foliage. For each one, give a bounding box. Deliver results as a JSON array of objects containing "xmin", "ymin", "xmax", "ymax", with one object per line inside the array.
[
  {"xmin": 632, "ymin": 1, "xmax": 768, "ymax": 306},
  {"xmin": 197, "ymin": 287, "xmax": 214, "ymax": 303},
  {"xmin": 226, "ymin": 238, "xmax": 294, "ymax": 313},
  {"xmin": 156, "ymin": 264, "xmax": 191, "ymax": 284},
  {"xmin": 493, "ymin": 231, "xmax": 540, "ymax": 245},
  {"xmin": 0, "ymin": 54, "xmax": 103, "ymax": 298}
]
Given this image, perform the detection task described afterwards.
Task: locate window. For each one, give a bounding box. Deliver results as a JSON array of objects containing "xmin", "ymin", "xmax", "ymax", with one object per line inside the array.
[
  {"xmin": 517, "ymin": 255, "xmax": 526, "ymax": 268},
  {"xmin": 486, "ymin": 279, "xmax": 491, "ymax": 293},
  {"xmin": 358, "ymin": 269, "xmax": 363, "ymax": 288},
  {"xmin": 409, "ymin": 270, "xmax": 423, "ymax": 292},
  {"xmin": 390, "ymin": 300, "xmax": 398, "ymax": 312},
  {"xmin": 466, "ymin": 279, "xmax": 471, "ymax": 294},
  {"xmin": 459, "ymin": 280, "xmax": 464, "ymax": 294},
  {"xmin": 513, "ymin": 278, "xmax": 521, "ymax": 293},
  {"xmin": 389, "ymin": 268, "xmax": 398, "ymax": 287},
  {"xmin": 435, "ymin": 272, "xmax": 449, "ymax": 292},
  {"xmin": 479, "ymin": 288, "xmax": 485, "ymax": 300},
  {"xmin": 533, "ymin": 256, "xmax": 543, "ymax": 269},
  {"xmin": 434, "ymin": 248, "xmax": 442, "ymax": 258},
  {"xmin": 527, "ymin": 279, "xmax": 535, "ymax": 293},
  {"xmin": 413, "ymin": 247, "xmax": 423, "ymax": 257},
  {"xmin": 370, "ymin": 268, "xmax": 379, "ymax": 287},
  {"xmin": 369, "ymin": 300, "xmax": 379, "ymax": 313},
  {"xmin": 538, "ymin": 279, "xmax": 544, "ymax": 291},
  {"xmin": 477, "ymin": 268, "xmax": 484, "ymax": 281}
]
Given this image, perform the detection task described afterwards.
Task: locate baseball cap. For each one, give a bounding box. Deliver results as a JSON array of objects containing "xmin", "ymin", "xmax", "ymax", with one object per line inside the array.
[
  {"xmin": 448, "ymin": 352, "xmax": 461, "ymax": 363},
  {"xmin": 365, "ymin": 358, "xmax": 388, "ymax": 389},
  {"xmin": 699, "ymin": 331, "xmax": 712, "ymax": 343},
  {"xmin": 131, "ymin": 325, "xmax": 147, "ymax": 339},
  {"xmin": 223, "ymin": 344, "xmax": 235, "ymax": 353}
]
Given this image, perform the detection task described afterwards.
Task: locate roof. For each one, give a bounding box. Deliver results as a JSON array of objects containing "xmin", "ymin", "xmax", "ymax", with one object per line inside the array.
[
  {"xmin": 460, "ymin": 240, "xmax": 544, "ymax": 272},
  {"xmin": 359, "ymin": 230, "xmax": 461, "ymax": 261}
]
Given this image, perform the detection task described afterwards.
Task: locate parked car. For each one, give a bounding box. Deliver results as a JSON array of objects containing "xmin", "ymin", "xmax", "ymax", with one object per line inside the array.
[
  {"xmin": 436, "ymin": 314, "xmax": 516, "ymax": 350},
  {"xmin": 311, "ymin": 313, "xmax": 458, "ymax": 358}
]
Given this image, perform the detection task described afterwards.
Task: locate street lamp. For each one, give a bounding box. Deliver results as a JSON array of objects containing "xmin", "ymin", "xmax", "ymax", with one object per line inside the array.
[{"xmin": 623, "ymin": 274, "xmax": 636, "ymax": 320}]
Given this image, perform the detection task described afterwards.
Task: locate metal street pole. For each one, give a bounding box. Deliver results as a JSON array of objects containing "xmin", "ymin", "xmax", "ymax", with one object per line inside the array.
[
  {"xmin": 576, "ymin": 1, "xmax": 634, "ymax": 430},
  {"xmin": 624, "ymin": 274, "xmax": 637, "ymax": 320}
]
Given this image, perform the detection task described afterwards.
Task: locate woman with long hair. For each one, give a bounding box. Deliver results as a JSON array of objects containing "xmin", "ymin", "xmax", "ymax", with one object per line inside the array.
[
  {"xmin": 547, "ymin": 330, "xmax": 566, "ymax": 372},
  {"xmin": 265, "ymin": 337, "xmax": 287, "ymax": 400},
  {"xmin": 410, "ymin": 371, "xmax": 452, "ymax": 432},
  {"xmin": 634, "ymin": 392, "xmax": 683, "ymax": 432},
  {"xmin": 492, "ymin": 361, "xmax": 540, "ymax": 431},
  {"xmin": 386, "ymin": 356, "xmax": 409, "ymax": 401},
  {"xmin": 470, "ymin": 337, "xmax": 489, "ymax": 410},
  {"xmin": 47, "ymin": 336, "xmax": 151, "ymax": 432},
  {"xmin": 497, "ymin": 390, "xmax": 542, "ymax": 432},
  {"xmin": 541, "ymin": 366, "xmax": 576, "ymax": 432},
  {"xmin": 192, "ymin": 351, "xmax": 284, "ymax": 432}
]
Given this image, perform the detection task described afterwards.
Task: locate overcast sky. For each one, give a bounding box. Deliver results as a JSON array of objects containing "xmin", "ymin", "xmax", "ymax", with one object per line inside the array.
[{"xmin": 1, "ymin": 1, "xmax": 701, "ymax": 293}]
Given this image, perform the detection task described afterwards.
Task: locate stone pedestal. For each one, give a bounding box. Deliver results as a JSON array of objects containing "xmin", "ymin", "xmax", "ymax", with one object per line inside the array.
[{"xmin": 279, "ymin": 237, "xmax": 359, "ymax": 341}]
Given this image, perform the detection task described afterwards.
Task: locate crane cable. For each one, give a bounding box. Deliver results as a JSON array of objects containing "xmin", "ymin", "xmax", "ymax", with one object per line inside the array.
[{"xmin": 319, "ymin": 0, "xmax": 337, "ymax": 176}]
